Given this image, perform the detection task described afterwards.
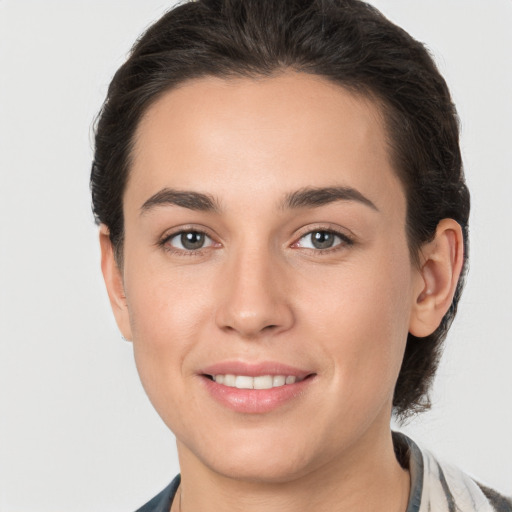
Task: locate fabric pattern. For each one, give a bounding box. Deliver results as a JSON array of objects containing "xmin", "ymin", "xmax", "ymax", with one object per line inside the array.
[{"xmin": 398, "ymin": 432, "xmax": 512, "ymax": 512}]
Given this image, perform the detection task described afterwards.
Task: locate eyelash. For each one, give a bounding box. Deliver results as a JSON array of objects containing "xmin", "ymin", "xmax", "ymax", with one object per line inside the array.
[
  {"xmin": 292, "ymin": 228, "xmax": 354, "ymax": 254},
  {"xmin": 159, "ymin": 228, "xmax": 218, "ymax": 256},
  {"xmin": 158, "ymin": 227, "xmax": 354, "ymax": 256}
]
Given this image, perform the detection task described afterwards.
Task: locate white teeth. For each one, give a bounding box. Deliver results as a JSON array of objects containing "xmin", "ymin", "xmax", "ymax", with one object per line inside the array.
[
  {"xmin": 223, "ymin": 374, "xmax": 236, "ymax": 387},
  {"xmin": 254, "ymin": 375, "xmax": 273, "ymax": 389},
  {"xmin": 235, "ymin": 375, "xmax": 254, "ymax": 389},
  {"xmin": 272, "ymin": 375, "xmax": 286, "ymax": 387},
  {"xmin": 212, "ymin": 374, "xmax": 300, "ymax": 389}
]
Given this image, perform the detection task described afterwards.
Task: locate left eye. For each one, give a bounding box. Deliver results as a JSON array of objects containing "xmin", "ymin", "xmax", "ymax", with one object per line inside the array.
[
  {"xmin": 166, "ymin": 231, "xmax": 215, "ymax": 251},
  {"xmin": 295, "ymin": 230, "xmax": 347, "ymax": 250}
]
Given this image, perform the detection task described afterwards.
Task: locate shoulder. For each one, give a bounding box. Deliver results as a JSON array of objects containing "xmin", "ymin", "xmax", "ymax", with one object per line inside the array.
[
  {"xmin": 134, "ymin": 475, "xmax": 181, "ymax": 512},
  {"xmin": 395, "ymin": 433, "xmax": 512, "ymax": 512},
  {"xmin": 421, "ymin": 449, "xmax": 512, "ymax": 512}
]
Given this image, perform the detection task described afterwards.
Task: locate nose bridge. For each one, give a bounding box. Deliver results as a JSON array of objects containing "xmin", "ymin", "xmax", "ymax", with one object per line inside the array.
[{"xmin": 216, "ymin": 239, "xmax": 293, "ymax": 338}]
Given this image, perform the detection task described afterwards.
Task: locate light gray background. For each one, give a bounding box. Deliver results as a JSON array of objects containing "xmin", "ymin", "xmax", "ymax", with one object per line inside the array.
[{"xmin": 0, "ymin": 1, "xmax": 511, "ymax": 510}]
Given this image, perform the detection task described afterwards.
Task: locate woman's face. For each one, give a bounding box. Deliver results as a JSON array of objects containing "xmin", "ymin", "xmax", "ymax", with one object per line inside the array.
[{"xmin": 116, "ymin": 72, "xmax": 423, "ymax": 481}]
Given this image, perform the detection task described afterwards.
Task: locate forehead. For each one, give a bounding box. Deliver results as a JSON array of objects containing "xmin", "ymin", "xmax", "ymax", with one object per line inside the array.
[{"xmin": 128, "ymin": 72, "xmax": 404, "ymax": 216}]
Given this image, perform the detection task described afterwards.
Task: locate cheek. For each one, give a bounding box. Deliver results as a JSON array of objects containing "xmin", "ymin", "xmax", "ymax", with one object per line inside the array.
[
  {"xmin": 301, "ymin": 245, "xmax": 414, "ymax": 405},
  {"xmin": 124, "ymin": 261, "xmax": 215, "ymax": 408},
  {"xmin": 126, "ymin": 258, "xmax": 212, "ymax": 342}
]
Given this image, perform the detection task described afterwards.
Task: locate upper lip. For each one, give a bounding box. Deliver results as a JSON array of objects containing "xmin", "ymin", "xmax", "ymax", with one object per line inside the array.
[{"xmin": 200, "ymin": 361, "xmax": 314, "ymax": 379}]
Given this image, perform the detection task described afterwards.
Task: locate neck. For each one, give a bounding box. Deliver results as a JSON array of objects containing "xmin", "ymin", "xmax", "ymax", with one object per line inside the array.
[{"xmin": 174, "ymin": 426, "xmax": 410, "ymax": 512}]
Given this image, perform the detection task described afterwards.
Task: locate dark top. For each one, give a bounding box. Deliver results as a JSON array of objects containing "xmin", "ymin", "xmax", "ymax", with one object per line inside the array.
[
  {"xmin": 135, "ymin": 433, "xmax": 512, "ymax": 512},
  {"xmin": 136, "ymin": 474, "xmax": 180, "ymax": 512}
]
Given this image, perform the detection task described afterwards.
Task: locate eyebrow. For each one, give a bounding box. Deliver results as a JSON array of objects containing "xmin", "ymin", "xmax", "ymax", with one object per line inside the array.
[
  {"xmin": 140, "ymin": 188, "xmax": 220, "ymax": 214},
  {"xmin": 140, "ymin": 185, "xmax": 378, "ymax": 215},
  {"xmin": 281, "ymin": 186, "xmax": 378, "ymax": 211}
]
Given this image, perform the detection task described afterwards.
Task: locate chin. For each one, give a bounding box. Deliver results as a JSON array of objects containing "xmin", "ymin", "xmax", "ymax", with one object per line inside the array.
[
  {"xmin": 181, "ymin": 425, "xmax": 327, "ymax": 484},
  {"xmin": 207, "ymin": 452, "xmax": 314, "ymax": 484}
]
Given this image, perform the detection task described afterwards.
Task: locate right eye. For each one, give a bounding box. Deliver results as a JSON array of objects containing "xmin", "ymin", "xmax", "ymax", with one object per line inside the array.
[
  {"xmin": 296, "ymin": 230, "xmax": 344, "ymax": 250},
  {"xmin": 164, "ymin": 230, "xmax": 216, "ymax": 252}
]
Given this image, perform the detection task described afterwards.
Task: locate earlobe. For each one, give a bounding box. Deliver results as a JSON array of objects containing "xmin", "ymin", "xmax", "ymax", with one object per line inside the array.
[
  {"xmin": 99, "ymin": 225, "xmax": 133, "ymax": 341},
  {"xmin": 409, "ymin": 219, "xmax": 464, "ymax": 338}
]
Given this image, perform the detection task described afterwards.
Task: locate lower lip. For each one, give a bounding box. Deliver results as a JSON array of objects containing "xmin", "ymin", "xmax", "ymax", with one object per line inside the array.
[{"xmin": 200, "ymin": 375, "xmax": 315, "ymax": 414}]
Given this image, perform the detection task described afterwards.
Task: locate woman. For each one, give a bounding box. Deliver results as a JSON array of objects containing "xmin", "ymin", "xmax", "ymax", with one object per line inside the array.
[{"xmin": 91, "ymin": 0, "xmax": 511, "ymax": 510}]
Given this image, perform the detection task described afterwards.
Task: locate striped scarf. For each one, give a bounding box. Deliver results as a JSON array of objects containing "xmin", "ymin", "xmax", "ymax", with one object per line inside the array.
[{"xmin": 396, "ymin": 433, "xmax": 512, "ymax": 512}]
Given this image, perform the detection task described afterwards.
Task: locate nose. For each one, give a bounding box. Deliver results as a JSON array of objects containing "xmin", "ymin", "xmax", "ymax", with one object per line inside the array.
[{"xmin": 215, "ymin": 246, "xmax": 295, "ymax": 339}]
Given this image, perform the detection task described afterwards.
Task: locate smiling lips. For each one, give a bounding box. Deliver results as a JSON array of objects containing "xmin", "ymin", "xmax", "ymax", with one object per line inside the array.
[{"xmin": 200, "ymin": 362, "xmax": 316, "ymax": 413}]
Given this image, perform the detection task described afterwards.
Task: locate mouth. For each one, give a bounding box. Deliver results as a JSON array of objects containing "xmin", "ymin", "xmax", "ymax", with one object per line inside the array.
[{"xmin": 199, "ymin": 362, "xmax": 317, "ymax": 413}]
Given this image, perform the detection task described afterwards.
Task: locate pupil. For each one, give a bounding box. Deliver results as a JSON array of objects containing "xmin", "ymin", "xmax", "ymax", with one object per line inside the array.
[
  {"xmin": 181, "ymin": 232, "xmax": 205, "ymax": 250},
  {"xmin": 312, "ymin": 231, "xmax": 334, "ymax": 249}
]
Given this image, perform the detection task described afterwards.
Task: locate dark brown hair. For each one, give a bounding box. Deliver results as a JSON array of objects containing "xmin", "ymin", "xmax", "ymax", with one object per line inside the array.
[{"xmin": 91, "ymin": 0, "xmax": 470, "ymax": 419}]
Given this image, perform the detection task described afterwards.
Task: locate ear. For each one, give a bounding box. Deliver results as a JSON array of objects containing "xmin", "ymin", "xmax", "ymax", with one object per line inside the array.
[
  {"xmin": 99, "ymin": 225, "xmax": 133, "ymax": 341},
  {"xmin": 409, "ymin": 219, "xmax": 464, "ymax": 338}
]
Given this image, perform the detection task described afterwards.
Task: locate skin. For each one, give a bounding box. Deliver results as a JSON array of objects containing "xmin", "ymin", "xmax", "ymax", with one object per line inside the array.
[{"xmin": 100, "ymin": 72, "xmax": 463, "ymax": 512}]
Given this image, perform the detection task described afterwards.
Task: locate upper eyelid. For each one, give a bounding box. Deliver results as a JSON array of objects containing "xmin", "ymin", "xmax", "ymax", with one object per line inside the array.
[
  {"xmin": 293, "ymin": 224, "xmax": 355, "ymax": 242},
  {"xmin": 294, "ymin": 230, "xmax": 352, "ymax": 248},
  {"xmin": 160, "ymin": 225, "xmax": 216, "ymax": 242},
  {"xmin": 298, "ymin": 228, "xmax": 350, "ymax": 240},
  {"xmin": 168, "ymin": 230, "xmax": 214, "ymax": 243}
]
